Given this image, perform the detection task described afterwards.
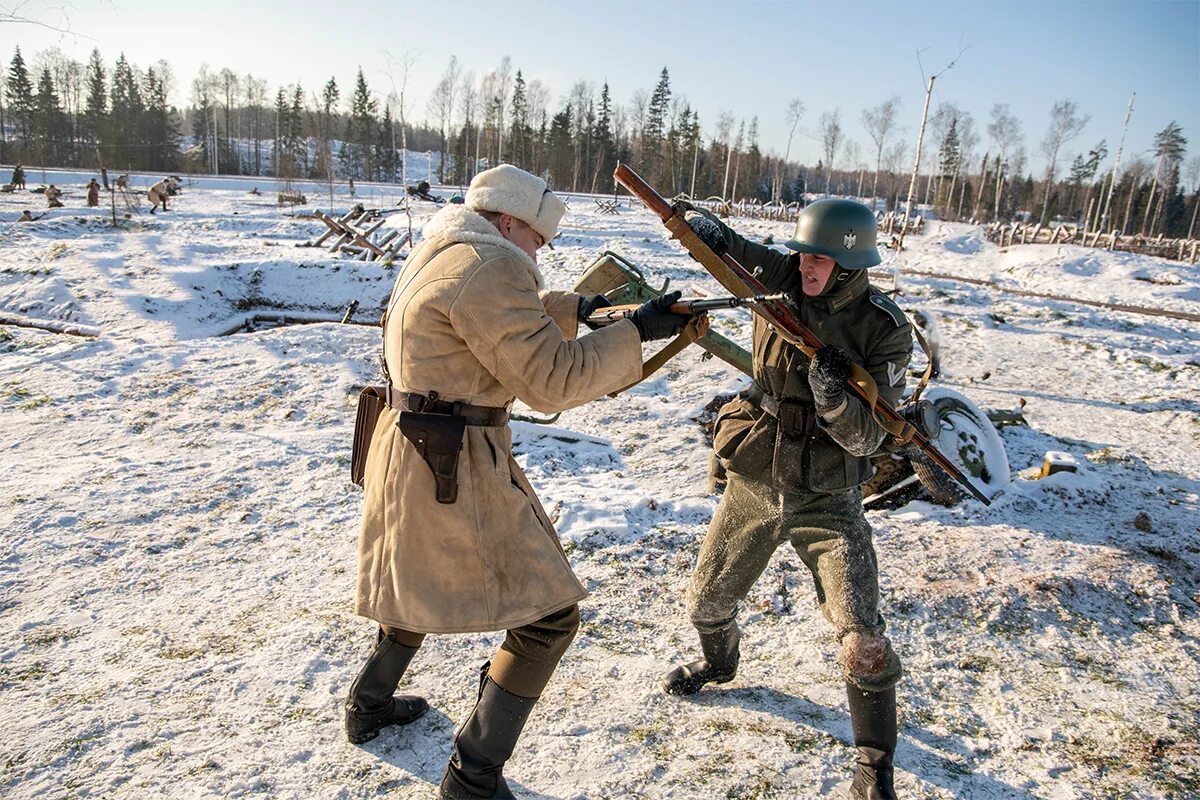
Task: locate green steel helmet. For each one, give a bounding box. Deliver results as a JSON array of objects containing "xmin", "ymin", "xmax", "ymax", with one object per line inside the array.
[{"xmin": 783, "ymin": 199, "xmax": 881, "ymax": 269}]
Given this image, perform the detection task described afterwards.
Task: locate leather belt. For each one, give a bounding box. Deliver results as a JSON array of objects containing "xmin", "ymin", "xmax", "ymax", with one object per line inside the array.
[
  {"xmin": 757, "ymin": 392, "xmax": 818, "ymax": 438},
  {"xmin": 385, "ymin": 386, "xmax": 509, "ymax": 427}
]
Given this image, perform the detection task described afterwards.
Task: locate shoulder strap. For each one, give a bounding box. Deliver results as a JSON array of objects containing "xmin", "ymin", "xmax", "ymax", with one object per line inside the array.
[{"xmin": 380, "ymin": 239, "xmax": 457, "ymax": 387}]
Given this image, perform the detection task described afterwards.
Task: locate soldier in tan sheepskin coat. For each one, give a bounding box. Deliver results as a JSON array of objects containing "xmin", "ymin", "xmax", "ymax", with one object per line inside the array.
[{"xmin": 343, "ymin": 165, "xmax": 695, "ymax": 799}]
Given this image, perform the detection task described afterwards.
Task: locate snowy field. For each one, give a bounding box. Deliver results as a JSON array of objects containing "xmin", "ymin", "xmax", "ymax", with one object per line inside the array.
[{"xmin": 1, "ymin": 175, "xmax": 1198, "ymax": 799}]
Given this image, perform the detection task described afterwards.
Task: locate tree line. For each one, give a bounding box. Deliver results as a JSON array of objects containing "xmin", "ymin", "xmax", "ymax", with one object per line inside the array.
[{"xmin": 3, "ymin": 46, "xmax": 1198, "ymax": 238}]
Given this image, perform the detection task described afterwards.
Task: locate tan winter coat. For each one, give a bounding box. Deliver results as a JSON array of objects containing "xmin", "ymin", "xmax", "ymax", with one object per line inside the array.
[{"xmin": 355, "ymin": 204, "xmax": 642, "ymax": 633}]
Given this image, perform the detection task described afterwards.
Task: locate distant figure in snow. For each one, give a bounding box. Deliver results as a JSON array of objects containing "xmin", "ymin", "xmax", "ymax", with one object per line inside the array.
[
  {"xmin": 116, "ymin": 174, "xmax": 129, "ymax": 190},
  {"xmin": 147, "ymin": 177, "xmax": 178, "ymax": 213},
  {"xmin": 44, "ymin": 185, "xmax": 64, "ymax": 208},
  {"xmin": 348, "ymin": 177, "xmax": 356, "ymax": 197},
  {"xmin": 86, "ymin": 179, "xmax": 101, "ymax": 207},
  {"xmin": 10, "ymin": 164, "xmax": 25, "ymax": 190},
  {"xmin": 664, "ymin": 199, "xmax": 913, "ymax": 800},
  {"xmin": 19, "ymin": 210, "xmax": 39, "ymax": 222}
]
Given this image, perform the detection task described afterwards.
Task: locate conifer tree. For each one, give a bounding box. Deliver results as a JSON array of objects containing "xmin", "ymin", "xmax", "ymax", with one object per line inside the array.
[
  {"xmin": 546, "ymin": 105, "xmax": 572, "ymax": 190},
  {"xmin": 143, "ymin": 65, "xmax": 176, "ymax": 171},
  {"xmin": 590, "ymin": 81, "xmax": 615, "ymax": 192},
  {"xmin": 508, "ymin": 70, "xmax": 528, "ymax": 168},
  {"xmin": 84, "ymin": 49, "xmax": 107, "ymax": 153},
  {"xmin": 342, "ymin": 68, "xmax": 377, "ymax": 180},
  {"xmin": 289, "ymin": 84, "xmax": 306, "ymax": 175},
  {"xmin": 645, "ymin": 67, "xmax": 670, "ymax": 182},
  {"xmin": 316, "ymin": 77, "xmax": 339, "ymax": 180},
  {"xmin": 270, "ymin": 87, "xmax": 288, "ymax": 177},
  {"xmin": 377, "ymin": 103, "xmax": 397, "ymax": 182},
  {"xmin": 110, "ymin": 54, "xmax": 144, "ymax": 168},
  {"xmin": 33, "ymin": 67, "xmax": 67, "ymax": 163},
  {"xmin": 7, "ymin": 47, "xmax": 35, "ymax": 151}
]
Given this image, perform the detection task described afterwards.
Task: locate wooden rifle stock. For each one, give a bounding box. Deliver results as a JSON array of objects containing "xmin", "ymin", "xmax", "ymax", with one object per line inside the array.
[{"xmin": 613, "ymin": 163, "xmax": 992, "ymax": 506}]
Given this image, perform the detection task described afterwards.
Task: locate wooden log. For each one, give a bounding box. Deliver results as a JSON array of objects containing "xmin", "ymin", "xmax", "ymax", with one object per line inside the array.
[
  {"xmin": 351, "ymin": 231, "xmax": 387, "ymax": 258},
  {"xmin": 386, "ymin": 230, "xmax": 412, "ymax": 253},
  {"xmin": 328, "ymin": 232, "xmax": 352, "ymax": 252}
]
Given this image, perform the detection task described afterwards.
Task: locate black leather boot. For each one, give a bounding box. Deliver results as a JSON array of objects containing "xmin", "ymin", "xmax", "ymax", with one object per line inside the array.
[
  {"xmin": 440, "ymin": 676, "xmax": 538, "ymax": 799},
  {"xmin": 661, "ymin": 623, "xmax": 741, "ymax": 695},
  {"xmin": 344, "ymin": 628, "xmax": 429, "ymax": 744},
  {"xmin": 846, "ymin": 684, "xmax": 898, "ymax": 799}
]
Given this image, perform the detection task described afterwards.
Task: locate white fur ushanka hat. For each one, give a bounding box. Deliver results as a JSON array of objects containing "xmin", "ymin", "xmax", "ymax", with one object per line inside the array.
[{"xmin": 465, "ymin": 164, "xmax": 565, "ymax": 243}]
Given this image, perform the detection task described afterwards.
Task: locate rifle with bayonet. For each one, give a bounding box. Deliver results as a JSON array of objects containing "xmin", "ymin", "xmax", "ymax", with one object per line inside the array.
[
  {"xmin": 612, "ymin": 162, "xmax": 993, "ymax": 506},
  {"xmin": 587, "ymin": 294, "xmax": 787, "ymax": 327}
]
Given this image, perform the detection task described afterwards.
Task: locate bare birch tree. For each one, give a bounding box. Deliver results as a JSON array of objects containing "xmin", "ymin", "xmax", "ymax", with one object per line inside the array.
[
  {"xmin": 1037, "ymin": 99, "xmax": 1089, "ymax": 225},
  {"xmin": 456, "ymin": 71, "xmax": 477, "ymax": 185},
  {"xmin": 987, "ymin": 104, "xmax": 1022, "ymax": 219},
  {"xmin": 843, "ymin": 139, "xmax": 863, "ymax": 197},
  {"xmin": 778, "ymin": 98, "xmax": 804, "ymax": 200},
  {"xmin": 426, "ymin": 56, "xmax": 460, "ymax": 183},
  {"xmin": 951, "ymin": 112, "xmax": 978, "ymax": 219},
  {"xmin": 820, "ymin": 108, "xmax": 842, "ymax": 196},
  {"xmin": 862, "ymin": 96, "xmax": 900, "ymax": 209}
]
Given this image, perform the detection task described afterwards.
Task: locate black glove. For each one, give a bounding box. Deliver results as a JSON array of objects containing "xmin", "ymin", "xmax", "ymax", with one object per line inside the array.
[
  {"xmin": 629, "ymin": 290, "xmax": 692, "ymax": 342},
  {"xmin": 577, "ymin": 293, "xmax": 613, "ymax": 323},
  {"xmin": 808, "ymin": 346, "xmax": 853, "ymax": 410},
  {"xmin": 683, "ymin": 210, "xmax": 728, "ymax": 256}
]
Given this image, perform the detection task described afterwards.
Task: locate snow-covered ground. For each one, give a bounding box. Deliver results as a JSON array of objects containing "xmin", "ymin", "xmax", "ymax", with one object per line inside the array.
[{"xmin": 1, "ymin": 178, "xmax": 1198, "ymax": 799}]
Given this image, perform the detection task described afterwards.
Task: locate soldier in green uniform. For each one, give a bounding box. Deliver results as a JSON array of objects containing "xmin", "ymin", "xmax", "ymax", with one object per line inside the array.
[{"xmin": 663, "ymin": 199, "xmax": 912, "ymax": 799}]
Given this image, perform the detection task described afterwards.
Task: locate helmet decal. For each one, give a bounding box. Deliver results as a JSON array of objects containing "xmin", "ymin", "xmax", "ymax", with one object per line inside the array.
[{"xmin": 843, "ymin": 230, "xmax": 856, "ymax": 249}]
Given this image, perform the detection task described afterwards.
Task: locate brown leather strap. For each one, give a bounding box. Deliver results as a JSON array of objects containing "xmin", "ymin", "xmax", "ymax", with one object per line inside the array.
[
  {"xmin": 607, "ymin": 314, "xmax": 706, "ymax": 397},
  {"xmin": 385, "ymin": 387, "xmax": 510, "ymax": 427}
]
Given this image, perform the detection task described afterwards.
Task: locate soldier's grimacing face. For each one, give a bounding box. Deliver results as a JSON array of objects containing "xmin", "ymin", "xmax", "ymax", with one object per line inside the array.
[{"xmin": 798, "ymin": 254, "xmax": 837, "ymax": 296}]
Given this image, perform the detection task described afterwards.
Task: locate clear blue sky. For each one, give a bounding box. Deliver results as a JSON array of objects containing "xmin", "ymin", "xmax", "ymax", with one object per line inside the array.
[{"xmin": 4, "ymin": 0, "xmax": 1198, "ymax": 175}]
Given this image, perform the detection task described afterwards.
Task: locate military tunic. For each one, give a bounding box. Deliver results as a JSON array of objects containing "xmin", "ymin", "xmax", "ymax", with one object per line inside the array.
[{"xmin": 688, "ymin": 215, "xmax": 913, "ymax": 692}]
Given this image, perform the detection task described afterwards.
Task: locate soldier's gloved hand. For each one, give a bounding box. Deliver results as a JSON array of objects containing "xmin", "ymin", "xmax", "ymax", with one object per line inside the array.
[
  {"xmin": 683, "ymin": 210, "xmax": 728, "ymax": 256},
  {"xmin": 808, "ymin": 345, "xmax": 853, "ymax": 411},
  {"xmin": 577, "ymin": 293, "xmax": 613, "ymax": 323},
  {"xmin": 629, "ymin": 290, "xmax": 693, "ymax": 342}
]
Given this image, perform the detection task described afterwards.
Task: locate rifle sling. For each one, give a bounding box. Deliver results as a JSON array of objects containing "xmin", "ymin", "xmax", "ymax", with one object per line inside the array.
[{"xmin": 608, "ymin": 315, "xmax": 705, "ymax": 397}]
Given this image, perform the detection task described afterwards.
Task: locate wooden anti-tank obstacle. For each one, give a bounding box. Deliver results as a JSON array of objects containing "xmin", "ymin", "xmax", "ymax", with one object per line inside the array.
[
  {"xmin": 300, "ymin": 209, "xmax": 412, "ymax": 262},
  {"xmin": 985, "ymin": 222, "xmax": 1199, "ymax": 263}
]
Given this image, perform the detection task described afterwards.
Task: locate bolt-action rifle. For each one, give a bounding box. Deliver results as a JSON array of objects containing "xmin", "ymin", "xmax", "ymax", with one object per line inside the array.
[
  {"xmin": 613, "ymin": 162, "xmax": 992, "ymax": 505},
  {"xmin": 586, "ymin": 294, "xmax": 787, "ymax": 327}
]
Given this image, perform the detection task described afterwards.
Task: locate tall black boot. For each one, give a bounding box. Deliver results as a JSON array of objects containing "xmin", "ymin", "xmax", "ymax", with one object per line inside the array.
[
  {"xmin": 440, "ymin": 676, "xmax": 538, "ymax": 799},
  {"xmin": 661, "ymin": 623, "xmax": 741, "ymax": 695},
  {"xmin": 846, "ymin": 684, "xmax": 898, "ymax": 800},
  {"xmin": 344, "ymin": 628, "xmax": 429, "ymax": 744}
]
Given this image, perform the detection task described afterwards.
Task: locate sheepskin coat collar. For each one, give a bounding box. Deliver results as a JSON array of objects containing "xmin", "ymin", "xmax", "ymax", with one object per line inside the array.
[{"xmin": 423, "ymin": 203, "xmax": 545, "ymax": 289}]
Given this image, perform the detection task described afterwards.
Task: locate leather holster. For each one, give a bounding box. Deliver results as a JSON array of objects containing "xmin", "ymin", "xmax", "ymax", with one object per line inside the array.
[{"xmin": 397, "ymin": 411, "xmax": 467, "ymax": 504}]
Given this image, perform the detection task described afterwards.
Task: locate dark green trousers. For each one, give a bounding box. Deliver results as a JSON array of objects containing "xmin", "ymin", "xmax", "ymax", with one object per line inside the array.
[{"xmin": 687, "ymin": 472, "xmax": 902, "ymax": 691}]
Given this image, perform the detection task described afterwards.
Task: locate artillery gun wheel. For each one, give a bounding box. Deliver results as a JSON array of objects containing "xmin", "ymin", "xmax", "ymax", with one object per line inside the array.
[{"xmin": 910, "ymin": 388, "xmax": 1009, "ymax": 504}]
